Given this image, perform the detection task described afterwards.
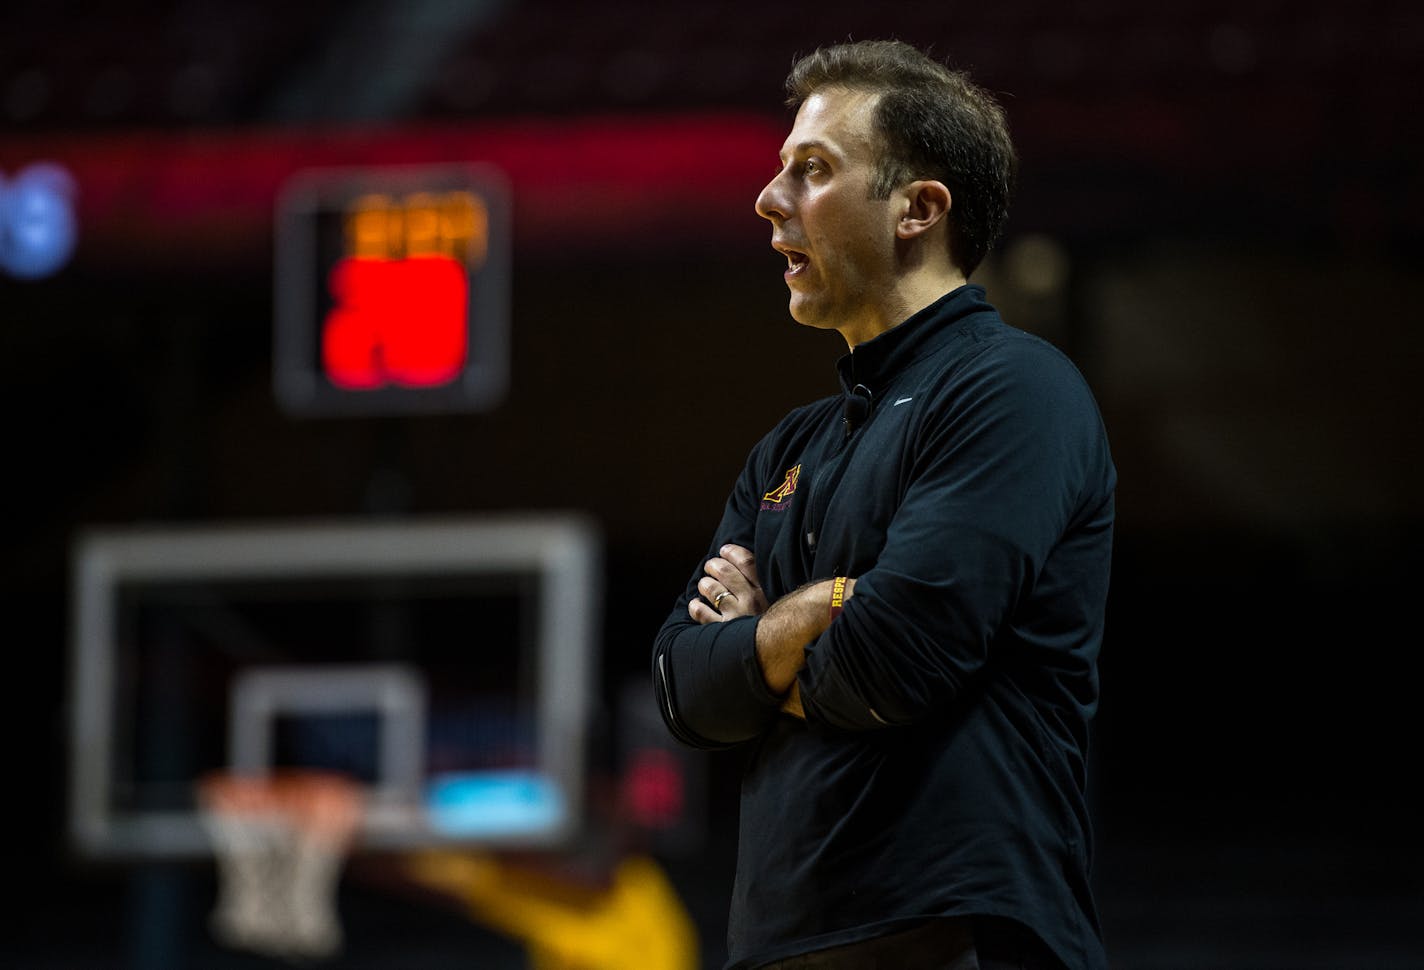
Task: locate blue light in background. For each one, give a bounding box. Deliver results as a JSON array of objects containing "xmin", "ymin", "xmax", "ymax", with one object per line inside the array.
[
  {"xmin": 426, "ymin": 770, "xmax": 565, "ymax": 838},
  {"xmin": 1, "ymin": 162, "xmax": 78, "ymax": 280}
]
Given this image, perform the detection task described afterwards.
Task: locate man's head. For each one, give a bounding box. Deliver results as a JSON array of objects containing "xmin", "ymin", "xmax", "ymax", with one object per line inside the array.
[{"xmin": 784, "ymin": 40, "xmax": 1016, "ymax": 279}]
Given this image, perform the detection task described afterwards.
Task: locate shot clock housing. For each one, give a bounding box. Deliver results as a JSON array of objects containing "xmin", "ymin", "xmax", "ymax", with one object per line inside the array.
[{"xmin": 273, "ymin": 163, "xmax": 511, "ymax": 417}]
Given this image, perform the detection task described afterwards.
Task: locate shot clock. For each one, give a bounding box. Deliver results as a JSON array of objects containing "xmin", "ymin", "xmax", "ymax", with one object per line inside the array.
[{"xmin": 274, "ymin": 164, "xmax": 510, "ymax": 416}]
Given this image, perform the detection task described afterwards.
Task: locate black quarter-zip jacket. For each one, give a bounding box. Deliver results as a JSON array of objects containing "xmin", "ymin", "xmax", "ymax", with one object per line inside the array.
[{"xmin": 653, "ymin": 284, "xmax": 1116, "ymax": 970}]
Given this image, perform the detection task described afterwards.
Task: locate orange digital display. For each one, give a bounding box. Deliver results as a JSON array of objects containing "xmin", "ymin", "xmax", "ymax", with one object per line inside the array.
[{"xmin": 345, "ymin": 191, "xmax": 488, "ymax": 264}]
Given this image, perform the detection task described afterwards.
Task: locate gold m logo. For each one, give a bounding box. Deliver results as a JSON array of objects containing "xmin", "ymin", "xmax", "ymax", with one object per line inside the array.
[{"xmin": 762, "ymin": 464, "xmax": 801, "ymax": 503}]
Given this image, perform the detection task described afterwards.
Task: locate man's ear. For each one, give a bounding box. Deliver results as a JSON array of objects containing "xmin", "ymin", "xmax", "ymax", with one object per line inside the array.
[{"xmin": 895, "ymin": 180, "xmax": 952, "ymax": 240}]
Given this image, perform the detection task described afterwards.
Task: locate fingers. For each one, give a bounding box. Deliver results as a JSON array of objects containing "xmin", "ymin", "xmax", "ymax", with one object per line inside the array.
[
  {"xmin": 702, "ymin": 553, "xmax": 761, "ymax": 600},
  {"xmin": 693, "ymin": 547, "xmax": 770, "ymax": 623},
  {"xmin": 688, "ymin": 598, "xmax": 720, "ymax": 625},
  {"xmin": 702, "ymin": 560, "xmax": 769, "ymax": 616},
  {"xmin": 697, "ymin": 576, "xmax": 740, "ymax": 610},
  {"xmin": 719, "ymin": 544, "xmax": 761, "ymax": 588}
]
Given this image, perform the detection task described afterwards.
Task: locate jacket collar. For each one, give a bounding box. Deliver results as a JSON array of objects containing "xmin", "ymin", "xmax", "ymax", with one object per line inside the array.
[{"xmin": 835, "ymin": 283, "xmax": 990, "ymax": 395}]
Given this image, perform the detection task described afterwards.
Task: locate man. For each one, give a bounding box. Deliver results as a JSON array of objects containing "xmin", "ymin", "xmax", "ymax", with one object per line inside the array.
[{"xmin": 652, "ymin": 40, "xmax": 1114, "ymax": 970}]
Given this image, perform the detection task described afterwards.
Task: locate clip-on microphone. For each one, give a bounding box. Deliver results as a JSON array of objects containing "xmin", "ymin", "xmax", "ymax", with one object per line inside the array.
[{"xmin": 843, "ymin": 383, "xmax": 873, "ymax": 435}]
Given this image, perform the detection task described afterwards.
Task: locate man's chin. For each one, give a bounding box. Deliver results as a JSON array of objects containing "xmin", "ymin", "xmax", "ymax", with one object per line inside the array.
[{"xmin": 787, "ymin": 299, "xmax": 837, "ymax": 331}]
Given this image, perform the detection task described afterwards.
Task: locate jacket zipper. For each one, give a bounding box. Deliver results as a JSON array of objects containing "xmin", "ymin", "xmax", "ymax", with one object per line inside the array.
[{"xmin": 804, "ymin": 401, "xmax": 869, "ymax": 556}]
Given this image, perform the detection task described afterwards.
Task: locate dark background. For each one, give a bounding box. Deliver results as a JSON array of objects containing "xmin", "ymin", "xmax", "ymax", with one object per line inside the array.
[{"xmin": 3, "ymin": 2, "xmax": 1422, "ymax": 967}]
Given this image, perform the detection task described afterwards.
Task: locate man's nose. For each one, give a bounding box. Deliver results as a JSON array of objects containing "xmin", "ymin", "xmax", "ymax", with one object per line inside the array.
[{"xmin": 755, "ymin": 174, "xmax": 787, "ymax": 223}]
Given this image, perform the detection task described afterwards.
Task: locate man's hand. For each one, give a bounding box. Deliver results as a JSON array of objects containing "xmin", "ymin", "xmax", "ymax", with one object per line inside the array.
[
  {"xmin": 781, "ymin": 682, "xmax": 805, "ymax": 719},
  {"xmin": 689, "ymin": 544, "xmax": 769, "ymax": 624},
  {"xmin": 688, "ymin": 548, "xmax": 855, "ymax": 720}
]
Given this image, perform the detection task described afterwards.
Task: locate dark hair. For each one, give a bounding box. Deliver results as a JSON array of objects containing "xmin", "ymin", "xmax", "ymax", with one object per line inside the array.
[{"xmin": 785, "ymin": 39, "xmax": 1016, "ymax": 276}]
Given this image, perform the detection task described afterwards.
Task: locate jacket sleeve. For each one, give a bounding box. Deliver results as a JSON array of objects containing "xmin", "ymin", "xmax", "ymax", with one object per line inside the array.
[
  {"xmin": 799, "ymin": 337, "xmax": 1115, "ymax": 731},
  {"xmin": 651, "ymin": 438, "xmax": 786, "ymax": 748}
]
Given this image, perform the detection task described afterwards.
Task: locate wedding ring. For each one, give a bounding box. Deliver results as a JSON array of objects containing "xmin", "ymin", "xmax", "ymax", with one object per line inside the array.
[{"xmin": 714, "ymin": 590, "xmax": 736, "ymax": 609}]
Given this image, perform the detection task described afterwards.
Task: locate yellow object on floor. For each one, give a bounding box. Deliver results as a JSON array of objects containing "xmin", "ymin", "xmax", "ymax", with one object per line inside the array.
[{"xmin": 407, "ymin": 850, "xmax": 699, "ymax": 970}]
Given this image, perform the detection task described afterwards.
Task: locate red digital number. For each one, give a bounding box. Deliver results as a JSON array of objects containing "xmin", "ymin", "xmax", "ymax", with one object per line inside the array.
[{"xmin": 321, "ymin": 255, "xmax": 468, "ymax": 390}]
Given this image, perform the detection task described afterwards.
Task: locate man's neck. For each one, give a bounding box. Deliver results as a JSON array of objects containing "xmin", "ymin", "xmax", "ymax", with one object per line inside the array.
[{"xmin": 839, "ymin": 270, "xmax": 969, "ymax": 350}]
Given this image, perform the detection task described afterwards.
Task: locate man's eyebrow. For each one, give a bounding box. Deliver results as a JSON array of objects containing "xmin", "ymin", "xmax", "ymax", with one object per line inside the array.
[{"xmin": 779, "ymin": 140, "xmax": 838, "ymax": 162}]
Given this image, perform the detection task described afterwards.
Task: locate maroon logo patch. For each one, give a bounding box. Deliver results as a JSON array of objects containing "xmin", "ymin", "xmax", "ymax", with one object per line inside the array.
[{"xmin": 760, "ymin": 464, "xmax": 801, "ymax": 511}]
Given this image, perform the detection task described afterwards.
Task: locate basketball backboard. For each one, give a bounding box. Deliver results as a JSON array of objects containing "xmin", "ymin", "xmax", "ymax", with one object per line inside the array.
[{"xmin": 67, "ymin": 514, "xmax": 601, "ymax": 859}]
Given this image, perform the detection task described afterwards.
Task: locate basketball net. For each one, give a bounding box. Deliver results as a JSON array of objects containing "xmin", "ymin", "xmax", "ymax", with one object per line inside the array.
[{"xmin": 197, "ymin": 770, "xmax": 365, "ymax": 961}]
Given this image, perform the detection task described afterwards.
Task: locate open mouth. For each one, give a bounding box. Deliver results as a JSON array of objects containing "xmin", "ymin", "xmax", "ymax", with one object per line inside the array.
[{"xmin": 781, "ymin": 248, "xmax": 809, "ymax": 278}]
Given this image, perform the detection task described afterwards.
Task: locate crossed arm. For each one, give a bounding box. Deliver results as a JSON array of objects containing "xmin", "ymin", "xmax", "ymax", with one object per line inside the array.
[{"xmin": 688, "ymin": 543, "xmax": 855, "ymax": 719}]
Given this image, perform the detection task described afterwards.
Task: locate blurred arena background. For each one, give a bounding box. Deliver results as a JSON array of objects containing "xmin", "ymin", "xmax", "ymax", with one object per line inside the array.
[{"xmin": 3, "ymin": 1, "xmax": 1421, "ymax": 967}]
